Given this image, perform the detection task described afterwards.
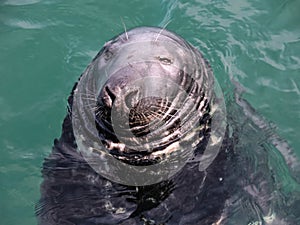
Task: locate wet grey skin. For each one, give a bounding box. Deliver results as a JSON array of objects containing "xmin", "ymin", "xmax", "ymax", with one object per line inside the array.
[{"xmin": 36, "ymin": 27, "xmax": 235, "ymax": 225}]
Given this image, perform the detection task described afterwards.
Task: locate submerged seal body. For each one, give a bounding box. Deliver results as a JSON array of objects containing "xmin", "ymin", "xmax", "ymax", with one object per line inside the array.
[{"xmin": 36, "ymin": 27, "xmax": 234, "ymax": 225}]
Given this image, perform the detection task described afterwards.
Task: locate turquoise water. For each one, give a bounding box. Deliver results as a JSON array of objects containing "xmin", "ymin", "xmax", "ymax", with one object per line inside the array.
[{"xmin": 0, "ymin": 0, "xmax": 299, "ymax": 224}]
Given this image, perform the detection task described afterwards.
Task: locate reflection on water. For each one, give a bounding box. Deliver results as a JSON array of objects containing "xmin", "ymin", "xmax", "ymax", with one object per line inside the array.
[{"xmin": 0, "ymin": 0, "xmax": 299, "ymax": 224}]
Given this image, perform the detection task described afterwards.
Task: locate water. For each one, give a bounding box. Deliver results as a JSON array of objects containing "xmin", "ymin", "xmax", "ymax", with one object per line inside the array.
[{"xmin": 0, "ymin": 0, "xmax": 299, "ymax": 224}]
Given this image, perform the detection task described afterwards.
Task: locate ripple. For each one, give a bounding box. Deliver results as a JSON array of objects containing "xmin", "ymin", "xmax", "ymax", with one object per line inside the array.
[
  {"xmin": 255, "ymin": 30, "xmax": 300, "ymax": 71},
  {"xmin": 159, "ymin": 0, "xmax": 178, "ymax": 27},
  {"xmin": 4, "ymin": 19, "xmax": 48, "ymax": 29},
  {"xmin": 3, "ymin": 0, "xmax": 40, "ymax": 6},
  {"xmin": 256, "ymin": 77, "xmax": 300, "ymax": 95},
  {"xmin": 290, "ymin": 78, "xmax": 300, "ymax": 96}
]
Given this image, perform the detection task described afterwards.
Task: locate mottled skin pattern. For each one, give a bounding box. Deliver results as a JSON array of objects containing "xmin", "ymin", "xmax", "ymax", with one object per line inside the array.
[
  {"xmin": 36, "ymin": 28, "xmax": 237, "ymax": 225},
  {"xmin": 36, "ymin": 83, "xmax": 236, "ymax": 225}
]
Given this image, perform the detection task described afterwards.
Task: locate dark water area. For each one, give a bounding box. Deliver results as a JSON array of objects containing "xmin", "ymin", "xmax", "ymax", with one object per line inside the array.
[{"xmin": 0, "ymin": 0, "xmax": 299, "ymax": 224}]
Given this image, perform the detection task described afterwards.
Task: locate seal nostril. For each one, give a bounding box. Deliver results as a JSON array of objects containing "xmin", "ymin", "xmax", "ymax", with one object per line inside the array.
[
  {"xmin": 104, "ymin": 49, "xmax": 113, "ymax": 61},
  {"xmin": 105, "ymin": 85, "xmax": 116, "ymax": 104}
]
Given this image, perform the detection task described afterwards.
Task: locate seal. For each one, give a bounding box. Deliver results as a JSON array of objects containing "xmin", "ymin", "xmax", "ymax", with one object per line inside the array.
[
  {"xmin": 36, "ymin": 27, "xmax": 233, "ymax": 225},
  {"xmin": 70, "ymin": 26, "xmax": 227, "ymax": 186}
]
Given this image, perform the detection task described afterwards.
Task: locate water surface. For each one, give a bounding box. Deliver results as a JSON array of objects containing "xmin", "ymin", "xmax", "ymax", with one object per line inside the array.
[{"xmin": 0, "ymin": 0, "xmax": 299, "ymax": 224}]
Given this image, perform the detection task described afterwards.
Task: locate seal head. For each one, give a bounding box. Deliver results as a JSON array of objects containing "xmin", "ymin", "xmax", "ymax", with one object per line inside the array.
[{"xmin": 71, "ymin": 27, "xmax": 224, "ymax": 186}]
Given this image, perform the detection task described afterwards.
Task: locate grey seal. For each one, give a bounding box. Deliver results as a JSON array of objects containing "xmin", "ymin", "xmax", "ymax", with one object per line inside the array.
[
  {"xmin": 71, "ymin": 26, "xmax": 226, "ymax": 186},
  {"xmin": 36, "ymin": 26, "xmax": 231, "ymax": 225}
]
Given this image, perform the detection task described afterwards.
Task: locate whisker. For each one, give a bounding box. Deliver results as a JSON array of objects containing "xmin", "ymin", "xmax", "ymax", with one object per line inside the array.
[
  {"xmin": 79, "ymin": 100, "xmax": 99, "ymax": 109},
  {"xmin": 95, "ymin": 109, "xmax": 104, "ymax": 117},
  {"xmin": 78, "ymin": 91, "xmax": 96, "ymax": 96},
  {"xmin": 120, "ymin": 17, "xmax": 129, "ymax": 41},
  {"xmin": 155, "ymin": 19, "xmax": 172, "ymax": 42},
  {"xmin": 128, "ymin": 63, "xmax": 144, "ymax": 77},
  {"xmin": 82, "ymin": 87, "xmax": 98, "ymax": 96},
  {"xmin": 78, "ymin": 93, "xmax": 97, "ymax": 98},
  {"xmin": 149, "ymin": 110, "xmax": 177, "ymax": 120},
  {"xmin": 79, "ymin": 96, "xmax": 97, "ymax": 102}
]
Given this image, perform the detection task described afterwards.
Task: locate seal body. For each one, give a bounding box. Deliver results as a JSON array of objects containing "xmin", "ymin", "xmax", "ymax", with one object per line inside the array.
[{"xmin": 36, "ymin": 27, "xmax": 234, "ymax": 225}]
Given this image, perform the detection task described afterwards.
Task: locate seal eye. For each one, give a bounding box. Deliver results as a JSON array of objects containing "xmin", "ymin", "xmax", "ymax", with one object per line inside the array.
[
  {"xmin": 157, "ymin": 56, "xmax": 173, "ymax": 65},
  {"xmin": 104, "ymin": 49, "xmax": 113, "ymax": 61}
]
